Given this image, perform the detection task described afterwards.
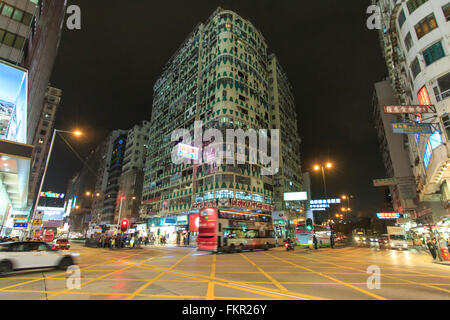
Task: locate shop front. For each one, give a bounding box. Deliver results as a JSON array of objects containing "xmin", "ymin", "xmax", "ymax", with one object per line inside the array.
[
  {"xmin": 271, "ymin": 211, "xmax": 294, "ymax": 240},
  {"xmin": 147, "ymin": 215, "xmax": 188, "ymax": 245}
]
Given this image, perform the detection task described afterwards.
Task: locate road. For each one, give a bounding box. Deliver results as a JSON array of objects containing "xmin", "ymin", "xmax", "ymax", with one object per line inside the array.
[{"xmin": 0, "ymin": 244, "xmax": 449, "ymax": 300}]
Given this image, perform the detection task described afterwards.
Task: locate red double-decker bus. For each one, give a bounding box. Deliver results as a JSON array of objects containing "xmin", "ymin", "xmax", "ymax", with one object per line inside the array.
[{"xmin": 197, "ymin": 207, "xmax": 277, "ymax": 253}]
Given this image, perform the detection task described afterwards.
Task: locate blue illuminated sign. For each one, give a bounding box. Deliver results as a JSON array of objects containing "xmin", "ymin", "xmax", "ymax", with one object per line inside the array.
[{"xmin": 429, "ymin": 131, "xmax": 443, "ymax": 150}]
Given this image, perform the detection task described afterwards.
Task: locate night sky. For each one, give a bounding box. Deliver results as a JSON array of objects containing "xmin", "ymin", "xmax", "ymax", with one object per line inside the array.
[{"xmin": 45, "ymin": 0, "xmax": 388, "ymax": 218}]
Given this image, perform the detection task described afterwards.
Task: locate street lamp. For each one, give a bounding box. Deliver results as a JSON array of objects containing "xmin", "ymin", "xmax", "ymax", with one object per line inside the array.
[
  {"xmin": 29, "ymin": 129, "xmax": 82, "ymax": 238},
  {"xmin": 313, "ymin": 162, "xmax": 333, "ymax": 219}
]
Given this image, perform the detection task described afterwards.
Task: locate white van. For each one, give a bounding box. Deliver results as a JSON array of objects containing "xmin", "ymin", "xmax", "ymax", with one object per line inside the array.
[{"xmin": 387, "ymin": 227, "xmax": 408, "ymax": 250}]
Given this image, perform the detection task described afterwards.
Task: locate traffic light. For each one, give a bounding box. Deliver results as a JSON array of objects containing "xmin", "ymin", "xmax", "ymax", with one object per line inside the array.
[
  {"xmin": 242, "ymin": 225, "xmax": 247, "ymax": 232},
  {"xmin": 306, "ymin": 218, "xmax": 313, "ymax": 232},
  {"xmin": 120, "ymin": 219, "xmax": 129, "ymax": 232}
]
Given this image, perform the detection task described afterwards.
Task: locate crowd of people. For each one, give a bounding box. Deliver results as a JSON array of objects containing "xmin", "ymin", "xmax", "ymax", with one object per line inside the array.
[{"xmin": 94, "ymin": 234, "xmax": 172, "ymax": 249}]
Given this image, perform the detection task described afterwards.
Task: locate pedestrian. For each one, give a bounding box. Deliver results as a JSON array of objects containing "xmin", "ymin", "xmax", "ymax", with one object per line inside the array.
[
  {"xmin": 313, "ymin": 234, "xmax": 318, "ymax": 250},
  {"xmin": 110, "ymin": 237, "xmax": 115, "ymax": 250},
  {"xmin": 427, "ymin": 238, "xmax": 437, "ymax": 260},
  {"xmin": 144, "ymin": 236, "xmax": 149, "ymax": 246}
]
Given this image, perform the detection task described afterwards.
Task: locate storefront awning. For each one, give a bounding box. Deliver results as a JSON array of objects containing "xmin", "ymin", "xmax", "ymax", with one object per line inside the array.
[{"xmin": 0, "ymin": 139, "xmax": 33, "ymax": 210}]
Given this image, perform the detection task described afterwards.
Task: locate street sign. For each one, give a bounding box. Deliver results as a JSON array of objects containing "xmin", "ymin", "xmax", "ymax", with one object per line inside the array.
[
  {"xmin": 392, "ymin": 123, "xmax": 433, "ymax": 134},
  {"xmin": 384, "ymin": 105, "xmax": 431, "ymax": 114},
  {"xmin": 373, "ymin": 178, "xmax": 397, "ymax": 187},
  {"xmin": 13, "ymin": 223, "xmax": 28, "ymax": 228},
  {"xmin": 32, "ymin": 219, "xmax": 42, "ymax": 226}
]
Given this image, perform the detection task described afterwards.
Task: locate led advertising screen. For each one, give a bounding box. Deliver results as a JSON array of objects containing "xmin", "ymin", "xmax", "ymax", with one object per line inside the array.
[
  {"xmin": 0, "ymin": 61, "xmax": 28, "ymax": 144},
  {"xmin": 37, "ymin": 207, "xmax": 65, "ymax": 221}
]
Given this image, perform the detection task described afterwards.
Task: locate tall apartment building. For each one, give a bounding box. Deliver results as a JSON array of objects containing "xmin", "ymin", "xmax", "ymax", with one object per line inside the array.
[
  {"xmin": 141, "ymin": 8, "xmax": 303, "ymax": 237},
  {"xmin": 28, "ymin": 85, "xmax": 61, "ymax": 206},
  {"xmin": 0, "ymin": 0, "xmax": 66, "ymax": 234},
  {"xmin": 375, "ymin": 0, "xmax": 450, "ymax": 225},
  {"xmin": 268, "ymin": 54, "xmax": 303, "ymax": 215},
  {"xmin": 373, "ymin": 80, "xmax": 416, "ymax": 213},
  {"xmin": 101, "ymin": 131, "xmax": 128, "ymax": 225},
  {"xmin": 116, "ymin": 121, "xmax": 150, "ymax": 224}
]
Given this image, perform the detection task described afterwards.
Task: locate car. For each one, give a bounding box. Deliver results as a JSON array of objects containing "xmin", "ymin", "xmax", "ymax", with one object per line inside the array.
[
  {"xmin": 52, "ymin": 239, "xmax": 71, "ymax": 250},
  {"xmin": 0, "ymin": 241, "xmax": 79, "ymax": 275},
  {"xmin": 378, "ymin": 235, "xmax": 389, "ymax": 248}
]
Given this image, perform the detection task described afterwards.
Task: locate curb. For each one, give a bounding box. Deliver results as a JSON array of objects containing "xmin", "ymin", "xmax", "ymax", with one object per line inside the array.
[{"xmin": 433, "ymin": 261, "xmax": 450, "ymax": 265}]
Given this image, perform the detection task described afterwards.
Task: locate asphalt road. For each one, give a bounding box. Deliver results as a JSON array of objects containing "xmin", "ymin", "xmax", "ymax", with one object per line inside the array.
[{"xmin": 0, "ymin": 244, "xmax": 448, "ymax": 300}]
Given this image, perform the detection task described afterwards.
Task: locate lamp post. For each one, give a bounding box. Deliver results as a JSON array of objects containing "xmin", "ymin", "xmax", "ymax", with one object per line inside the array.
[
  {"xmin": 29, "ymin": 129, "xmax": 82, "ymax": 239},
  {"xmin": 313, "ymin": 162, "xmax": 333, "ymax": 220}
]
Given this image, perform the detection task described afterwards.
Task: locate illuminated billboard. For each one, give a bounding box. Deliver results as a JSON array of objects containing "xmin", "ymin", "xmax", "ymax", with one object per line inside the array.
[
  {"xmin": 177, "ymin": 143, "xmax": 199, "ymax": 160},
  {"xmin": 37, "ymin": 207, "xmax": 65, "ymax": 221},
  {"xmin": 0, "ymin": 61, "xmax": 28, "ymax": 144},
  {"xmin": 284, "ymin": 192, "xmax": 308, "ymax": 201},
  {"xmin": 377, "ymin": 213, "xmax": 400, "ymax": 219},
  {"xmin": 40, "ymin": 192, "xmax": 65, "ymax": 199}
]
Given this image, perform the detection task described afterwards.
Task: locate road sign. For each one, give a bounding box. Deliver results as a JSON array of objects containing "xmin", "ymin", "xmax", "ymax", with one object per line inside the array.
[
  {"xmin": 392, "ymin": 123, "xmax": 433, "ymax": 134},
  {"xmin": 384, "ymin": 105, "xmax": 431, "ymax": 114},
  {"xmin": 373, "ymin": 178, "xmax": 397, "ymax": 187},
  {"xmin": 32, "ymin": 219, "xmax": 42, "ymax": 226}
]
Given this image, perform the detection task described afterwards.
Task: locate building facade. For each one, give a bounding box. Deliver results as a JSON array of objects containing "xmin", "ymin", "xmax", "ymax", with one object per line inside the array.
[
  {"xmin": 28, "ymin": 85, "xmax": 61, "ymax": 206},
  {"xmin": 376, "ymin": 0, "xmax": 450, "ymax": 225},
  {"xmin": 101, "ymin": 131, "xmax": 127, "ymax": 225},
  {"xmin": 373, "ymin": 79, "xmax": 417, "ymax": 214},
  {"xmin": 0, "ymin": 0, "xmax": 66, "ymax": 236},
  {"xmin": 140, "ymin": 8, "xmax": 303, "ymax": 240},
  {"xmin": 116, "ymin": 121, "xmax": 150, "ymax": 224}
]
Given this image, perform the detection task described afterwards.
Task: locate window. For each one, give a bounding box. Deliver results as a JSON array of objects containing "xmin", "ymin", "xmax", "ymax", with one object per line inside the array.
[
  {"xmin": 433, "ymin": 72, "xmax": 450, "ymax": 101},
  {"xmin": 442, "ymin": 3, "xmax": 450, "ymax": 21},
  {"xmin": 407, "ymin": 0, "xmax": 429, "ymax": 14},
  {"xmin": 44, "ymin": 113, "xmax": 51, "ymax": 118},
  {"xmin": 1, "ymin": 4, "xmax": 14, "ymax": 18},
  {"xmin": 0, "ymin": 29, "xmax": 4, "ymax": 42},
  {"xmin": 38, "ymin": 138, "xmax": 44, "ymax": 144},
  {"xmin": 22, "ymin": 12, "xmax": 33, "ymax": 25},
  {"xmin": 398, "ymin": 9, "xmax": 407, "ymax": 28},
  {"xmin": 12, "ymin": 9, "xmax": 23, "ymax": 22},
  {"xmin": 42, "ymin": 121, "xmax": 49, "ymax": 127},
  {"xmin": 415, "ymin": 14, "xmax": 438, "ymax": 39},
  {"xmin": 3, "ymin": 32, "xmax": 15, "ymax": 46},
  {"xmin": 404, "ymin": 32, "xmax": 414, "ymax": 51},
  {"xmin": 13, "ymin": 36, "xmax": 25, "ymax": 49},
  {"xmin": 411, "ymin": 57, "xmax": 421, "ymax": 78},
  {"xmin": 423, "ymin": 41, "xmax": 445, "ymax": 66},
  {"xmin": 40, "ymin": 130, "xmax": 47, "ymax": 135}
]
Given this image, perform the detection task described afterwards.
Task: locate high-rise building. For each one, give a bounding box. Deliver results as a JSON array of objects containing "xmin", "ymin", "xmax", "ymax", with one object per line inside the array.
[
  {"xmin": 28, "ymin": 85, "xmax": 61, "ymax": 206},
  {"xmin": 373, "ymin": 79, "xmax": 416, "ymax": 213},
  {"xmin": 116, "ymin": 121, "xmax": 150, "ymax": 224},
  {"xmin": 375, "ymin": 0, "xmax": 450, "ymax": 225},
  {"xmin": 268, "ymin": 54, "xmax": 303, "ymax": 215},
  {"xmin": 101, "ymin": 130, "xmax": 128, "ymax": 225},
  {"xmin": 140, "ymin": 8, "xmax": 303, "ymax": 240},
  {"xmin": 0, "ymin": 0, "xmax": 66, "ymax": 236}
]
